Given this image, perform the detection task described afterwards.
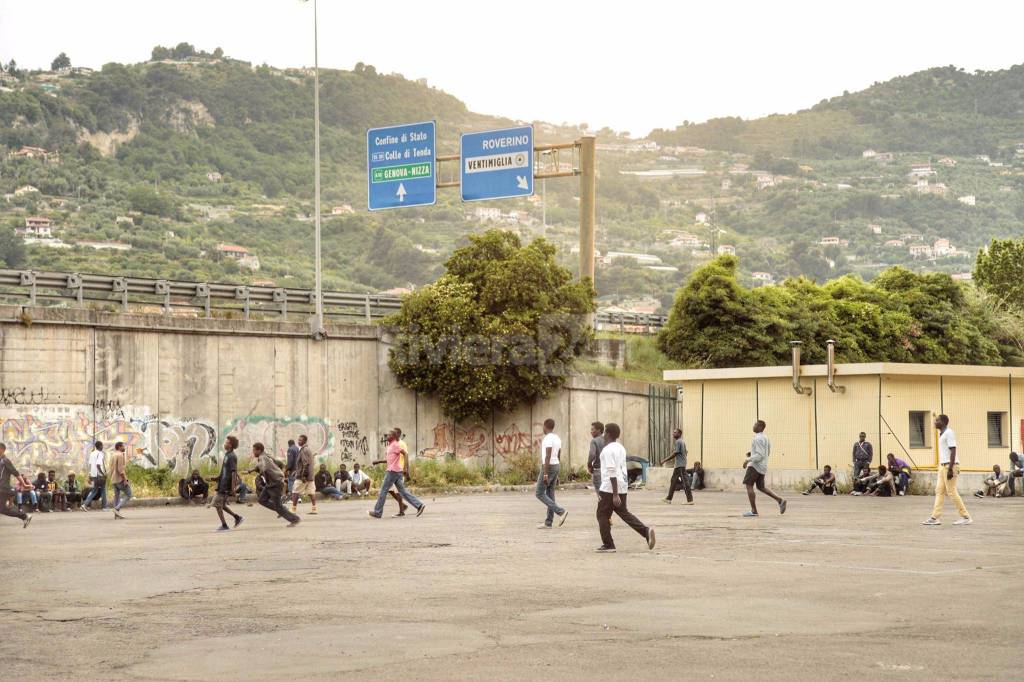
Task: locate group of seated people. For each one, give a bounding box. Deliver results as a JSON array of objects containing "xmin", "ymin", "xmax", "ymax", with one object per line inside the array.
[
  {"xmin": 974, "ymin": 452, "xmax": 1022, "ymax": 498},
  {"xmin": 12, "ymin": 470, "xmax": 90, "ymax": 512},
  {"xmin": 177, "ymin": 461, "xmax": 374, "ymax": 504},
  {"xmin": 803, "ymin": 453, "xmax": 914, "ymax": 497}
]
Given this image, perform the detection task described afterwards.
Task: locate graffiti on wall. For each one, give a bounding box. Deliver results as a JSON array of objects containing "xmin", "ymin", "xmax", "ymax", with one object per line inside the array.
[
  {"xmin": 417, "ymin": 422, "xmax": 545, "ymax": 462},
  {"xmin": 0, "ymin": 409, "xmax": 142, "ymax": 471},
  {"xmin": 223, "ymin": 416, "xmax": 333, "ymax": 466},
  {"xmin": 336, "ymin": 421, "xmax": 369, "ymax": 461},
  {"xmin": 494, "ymin": 423, "xmax": 543, "ymax": 459},
  {"xmin": 133, "ymin": 417, "xmax": 218, "ymax": 472},
  {"xmin": 418, "ymin": 422, "xmax": 488, "ymax": 461},
  {"xmin": 1, "ymin": 387, "xmax": 60, "ymax": 407}
]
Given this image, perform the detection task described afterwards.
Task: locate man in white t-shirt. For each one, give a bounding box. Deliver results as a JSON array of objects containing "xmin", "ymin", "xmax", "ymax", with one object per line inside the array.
[
  {"xmin": 81, "ymin": 440, "xmax": 108, "ymax": 510},
  {"xmin": 595, "ymin": 423, "xmax": 655, "ymax": 553},
  {"xmin": 534, "ymin": 418, "xmax": 568, "ymax": 529},
  {"xmin": 922, "ymin": 414, "xmax": 971, "ymax": 526}
]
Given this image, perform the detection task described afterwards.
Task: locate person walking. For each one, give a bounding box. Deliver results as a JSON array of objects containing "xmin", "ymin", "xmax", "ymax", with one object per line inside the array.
[
  {"xmin": 852, "ymin": 432, "xmax": 874, "ymax": 480},
  {"xmin": 0, "ymin": 442, "xmax": 32, "ymax": 528},
  {"xmin": 285, "ymin": 438, "xmax": 299, "ymax": 496},
  {"xmin": 661, "ymin": 428, "xmax": 694, "ymax": 505},
  {"xmin": 742, "ymin": 420, "xmax": 787, "ymax": 517},
  {"xmin": 595, "ymin": 423, "xmax": 656, "ymax": 553},
  {"xmin": 246, "ymin": 442, "xmax": 300, "ymax": 527},
  {"xmin": 535, "ymin": 418, "xmax": 567, "ymax": 529},
  {"xmin": 368, "ymin": 429, "xmax": 424, "ymax": 519},
  {"xmin": 211, "ymin": 436, "xmax": 244, "ymax": 532},
  {"xmin": 922, "ymin": 414, "xmax": 972, "ymax": 526},
  {"xmin": 110, "ymin": 442, "xmax": 133, "ymax": 519},
  {"xmin": 290, "ymin": 435, "xmax": 319, "ymax": 515},
  {"xmin": 587, "ymin": 421, "xmax": 605, "ymax": 495},
  {"xmin": 81, "ymin": 441, "xmax": 108, "ymax": 511}
]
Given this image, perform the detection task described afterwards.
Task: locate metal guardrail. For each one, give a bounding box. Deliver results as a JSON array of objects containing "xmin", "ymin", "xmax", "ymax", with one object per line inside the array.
[
  {"xmin": 0, "ymin": 269, "xmax": 402, "ymax": 322},
  {"xmin": 0, "ymin": 268, "xmax": 668, "ymax": 332}
]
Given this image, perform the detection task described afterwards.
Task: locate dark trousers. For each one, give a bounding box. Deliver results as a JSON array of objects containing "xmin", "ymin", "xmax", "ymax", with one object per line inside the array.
[
  {"xmin": 853, "ymin": 460, "xmax": 871, "ymax": 480},
  {"xmin": 258, "ymin": 482, "xmax": 299, "ymax": 523},
  {"xmin": 597, "ymin": 491, "xmax": 648, "ymax": 549},
  {"xmin": 666, "ymin": 466, "xmax": 693, "ymax": 502},
  {"xmin": 0, "ymin": 490, "xmax": 27, "ymax": 521}
]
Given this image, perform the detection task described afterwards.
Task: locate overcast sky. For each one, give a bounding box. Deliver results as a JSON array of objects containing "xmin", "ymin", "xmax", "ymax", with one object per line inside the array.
[{"xmin": 2, "ymin": 0, "xmax": 1023, "ymax": 135}]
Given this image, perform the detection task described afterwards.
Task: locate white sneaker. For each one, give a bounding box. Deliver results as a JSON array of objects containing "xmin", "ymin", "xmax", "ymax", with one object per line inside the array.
[
  {"xmin": 921, "ymin": 517, "xmax": 941, "ymax": 526},
  {"xmin": 953, "ymin": 517, "xmax": 973, "ymax": 525}
]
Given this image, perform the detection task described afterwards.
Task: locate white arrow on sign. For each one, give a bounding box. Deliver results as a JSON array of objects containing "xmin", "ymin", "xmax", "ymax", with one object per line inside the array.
[
  {"xmin": 516, "ymin": 175, "xmax": 529, "ymax": 190},
  {"xmin": 396, "ymin": 183, "xmax": 407, "ymax": 202}
]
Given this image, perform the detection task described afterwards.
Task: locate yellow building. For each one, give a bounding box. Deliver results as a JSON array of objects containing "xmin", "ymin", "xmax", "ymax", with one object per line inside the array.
[{"xmin": 664, "ymin": 363, "xmax": 1023, "ymax": 479}]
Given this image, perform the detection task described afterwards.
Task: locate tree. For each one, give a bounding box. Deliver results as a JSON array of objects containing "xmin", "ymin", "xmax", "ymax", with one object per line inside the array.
[
  {"xmin": 150, "ymin": 45, "xmax": 171, "ymax": 61},
  {"xmin": 50, "ymin": 52, "xmax": 71, "ymax": 71},
  {"xmin": 658, "ymin": 256, "xmax": 777, "ymax": 368},
  {"xmin": 386, "ymin": 230, "xmax": 595, "ymax": 420},
  {"xmin": 212, "ymin": 47, "xmax": 224, "ymax": 59},
  {"xmin": 0, "ymin": 227, "xmax": 26, "ymax": 268},
  {"xmin": 974, "ymin": 238, "xmax": 1024, "ymax": 311},
  {"xmin": 171, "ymin": 42, "xmax": 196, "ymax": 60},
  {"xmin": 127, "ymin": 185, "xmax": 173, "ymax": 217}
]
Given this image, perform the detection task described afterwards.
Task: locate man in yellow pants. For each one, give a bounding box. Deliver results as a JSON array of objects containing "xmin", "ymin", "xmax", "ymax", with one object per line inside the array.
[{"xmin": 922, "ymin": 414, "xmax": 972, "ymax": 526}]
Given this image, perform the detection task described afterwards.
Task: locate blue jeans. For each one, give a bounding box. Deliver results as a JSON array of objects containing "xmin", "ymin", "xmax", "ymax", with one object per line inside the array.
[
  {"xmin": 83, "ymin": 477, "xmax": 107, "ymax": 508},
  {"xmin": 113, "ymin": 482, "xmax": 133, "ymax": 510},
  {"xmin": 17, "ymin": 490, "xmax": 38, "ymax": 508},
  {"xmin": 535, "ymin": 464, "xmax": 564, "ymax": 526},
  {"xmin": 319, "ymin": 485, "xmax": 346, "ymax": 500},
  {"xmin": 373, "ymin": 471, "xmax": 422, "ymax": 516}
]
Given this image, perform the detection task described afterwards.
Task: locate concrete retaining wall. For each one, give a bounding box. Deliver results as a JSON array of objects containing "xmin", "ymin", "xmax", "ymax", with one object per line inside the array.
[{"xmin": 0, "ymin": 306, "xmax": 670, "ymax": 477}]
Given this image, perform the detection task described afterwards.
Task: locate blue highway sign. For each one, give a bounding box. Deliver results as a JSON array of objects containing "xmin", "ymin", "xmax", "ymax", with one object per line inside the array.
[
  {"xmin": 366, "ymin": 121, "xmax": 436, "ymax": 210},
  {"xmin": 460, "ymin": 125, "xmax": 534, "ymax": 202}
]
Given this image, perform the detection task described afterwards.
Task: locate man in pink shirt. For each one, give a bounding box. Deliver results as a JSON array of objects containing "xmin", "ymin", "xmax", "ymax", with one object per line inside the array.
[{"xmin": 368, "ymin": 429, "xmax": 425, "ymax": 519}]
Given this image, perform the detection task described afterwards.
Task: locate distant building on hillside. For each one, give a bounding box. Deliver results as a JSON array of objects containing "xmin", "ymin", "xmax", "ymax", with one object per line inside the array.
[
  {"xmin": 716, "ymin": 244, "xmax": 736, "ymax": 256},
  {"xmin": 751, "ymin": 271, "xmax": 775, "ymax": 286},
  {"xmin": 14, "ymin": 185, "xmax": 39, "ymax": 196},
  {"xmin": 908, "ymin": 163, "xmax": 935, "ymax": 178},
  {"xmin": 473, "ymin": 206, "xmax": 502, "ymax": 222},
  {"xmin": 862, "ymin": 149, "xmax": 877, "ymax": 159},
  {"xmin": 909, "ymin": 244, "xmax": 933, "ymax": 258},
  {"xmin": 958, "ymin": 195, "xmax": 976, "ymax": 206},
  {"xmin": 695, "ymin": 212, "xmax": 708, "ymax": 225},
  {"xmin": 819, "ymin": 236, "xmax": 841, "ymax": 246},
  {"xmin": 951, "ymin": 272, "xmax": 973, "ymax": 281},
  {"xmin": 75, "ymin": 240, "xmax": 132, "ymax": 251},
  {"xmin": 10, "ymin": 146, "xmax": 56, "ymax": 162},
  {"xmin": 605, "ymin": 251, "xmax": 663, "ymax": 266},
  {"xmin": 885, "ymin": 239, "xmax": 905, "ymax": 247},
  {"xmin": 938, "ymin": 157, "xmax": 956, "ymax": 167},
  {"xmin": 206, "ymin": 171, "xmax": 222, "ymax": 182},
  {"xmin": 216, "ymin": 243, "xmax": 261, "ymax": 270},
  {"xmin": 868, "ymin": 224, "xmax": 882, "ymax": 235},
  {"xmin": 933, "ymin": 239, "xmax": 953, "ymax": 257},
  {"xmin": 330, "ymin": 204, "xmax": 354, "ymax": 215}
]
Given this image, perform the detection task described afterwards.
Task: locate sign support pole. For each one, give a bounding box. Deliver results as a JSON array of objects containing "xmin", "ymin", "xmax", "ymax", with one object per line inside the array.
[{"xmin": 578, "ymin": 134, "xmax": 597, "ymax": 285}]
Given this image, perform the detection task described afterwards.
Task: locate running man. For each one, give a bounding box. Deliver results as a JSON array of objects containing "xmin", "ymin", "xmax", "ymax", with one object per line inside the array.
[
  {"xmin": 246, "ymin": 442, "xmax": 300, "ymax": 527},
  {"xmin": 535, "ymin": 418, "xmax": 567, "ymax": 529},
  {"xmin": 368, "ymin": 429, "xmax": 424, "ymax": 519},
  {"xmin": 595, "ymin": 423, "xmax": 655, "ymax": 553},
  {"xmin": 211, "ymin": 436, "xmax": 244, "ymax": 531},
  {"xmin": 81, "ymin": 440, "xmax": 108, "ymax": 511},
  {"xmin": 742, "ymin": 420, "xmax": 787, "ymax": 517},
  {"xmin": 0, "ymin": 442, "xmax": 32, "ymax": 528},
  {"xmin": 110, "ymin": 442, "xmax": 133, "ymax": 519},
  {"xmin": 922, "ymin": 414, "xmax": 972, "ymax": 526},
  {"xmin": 662, "ymin": 428, "xmax": 693, "ymax": 505},
  {"xmin": 587, "ymin": 421, "xmax": 605, "ymax": 495},
  {"xmin": 290, "ymin": 435, "xmax": 318, "ymax": 515}
]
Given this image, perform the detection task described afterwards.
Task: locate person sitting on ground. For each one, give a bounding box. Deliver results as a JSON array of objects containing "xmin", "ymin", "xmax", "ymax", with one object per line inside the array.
[
  {"xmin": 687, "ymin": 461, "xmax": 705, "ymax": 490},
  {"xmin": 886, "ymin": 453, "xmax": 913, "ymax": 496},
  {"xmin": 314, "ymin": 463, "xmax": 347, "ymax": 500},
  {"xmin": 64, "ymin": 473, "xmax": 82, "ymax": 510},
  {"xmin": 975, "ymin": 464, "xmax": 1009, "ymax": 498},
  {"xmin": 33, "ymin": 472, "xmax": 52, "ymax": 512},
  {"xmin": 1008, "ymin": 453, "xmax": 1022, "ymax": 497},
  {"xmin": 851, "ymin": 466, "xmax": 879, "ymax": 495},
  {"xmin": 334, "ymin": 463, "xmax": 351, "ymax": 494},
  {"xmin": 802, "ymin": 465, "xmax": 837, "ymax": 495},
  {"xmin": 349, "ymin": 462, "xmax": 372, "ymax": 496},
  {"xmin": 16, "ymin": 476, "xmax": 38, "ymax": 513},
  {"xmin": 178, "ymin": 469, "xmax": 209, "ymax": 501},
  {"xmin": 866, "ymin": 464, "xmax": 895, "ymax": 497},
  {"xmin": 46, "ymin": 471, "xmax": 67, "ymax": 511}
]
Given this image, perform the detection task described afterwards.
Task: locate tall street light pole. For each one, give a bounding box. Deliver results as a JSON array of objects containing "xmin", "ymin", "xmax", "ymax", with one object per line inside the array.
[{"xmin": 309, "ymin": 0, "xmax": 325, "ymax": 338}]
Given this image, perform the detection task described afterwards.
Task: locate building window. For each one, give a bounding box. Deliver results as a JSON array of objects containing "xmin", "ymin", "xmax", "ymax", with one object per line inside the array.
[
  {"xmin": 987, "ymin": 412, "xmax": 1007, "ymax": 448},
  {"xmin": 909, "ymin": 411, "xmax": 929, "ymax": 448}
]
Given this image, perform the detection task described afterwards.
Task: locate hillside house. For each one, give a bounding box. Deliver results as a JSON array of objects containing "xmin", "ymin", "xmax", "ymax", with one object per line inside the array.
[
  {"xmin": 14, "ymin": 185, "xmax": 39, "ymax": 196},
  {"xmin": 819, "ymin": 237, "xmax": 841, "ymax": 246},
  {"xmin": 115, "ymin": 215, "xmax": 135, "ymax": 225},
  {"xmin": 862, "ymin": 149, "xmax": 877, "ymax": 158},
  {"xmin": 909, "ymin": 244, "xmax": 933, "ymax": 258},
  {"xmin": 216, "ymin": 243, "xmax": 261, "ymax": 271},
  {"xmin": 18, "ymin": 216, "xmax": 54, "ymax": 238},
  {"xmin": 670, "ymin": 234, "xmax": 700, "ymax": 249},
  {"xmin": 206, "ymin": 171, "xmax": 223, "ymax": 182},
  {"xmin": 933, "ymin": 239, "xmax": 953, "ymax": 257},
  {"xmin": 908, "ymin": 164, "xmax": 935, "ymax": 178},
  {"xmin": 868, "ymin": 224, "xmax": 883, "ymax": 235},
  {"xmin": 717, "ymin": 245, "xmax": 736, "ymax": 256},
  {"xmin": 751, "ymin": 272, "xmax": 775, "ymax": 285},
  {"xmin": 958, "ymin": 195, "xmax": 976, "ymax": 206},
  {"xmin": 10, "ymin": 146, "xmax": 54, "ymax": 161},
  {"xmin": 473, "ymin": 207, "xmax": 502, "ymax": 222},
  {"xmin": 885, "ymin": 239, "xmax": 905, "ymax": 248},
  {"xmin": 605, "ymin": 251, "xmax": 663, "ymax": 266},
  {"xmin": 330, "ymin": 204, "xmax": 354, "ymax": 215},
  {"xmin": 938, "ymin": 157, "xmax": 957, "ymax": 167},
  {"xmin": 695, "ymin": 212, "xmax": 709, "ymax": 225}
]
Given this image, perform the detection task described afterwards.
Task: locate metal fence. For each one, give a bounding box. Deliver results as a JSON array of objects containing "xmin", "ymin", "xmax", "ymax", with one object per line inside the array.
[{"xmin": 0, "ymin": 268, "xmax": 668, "ymax": 332}]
